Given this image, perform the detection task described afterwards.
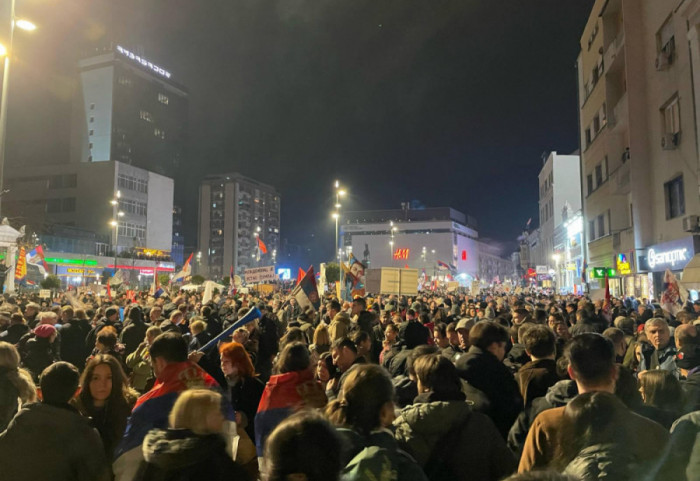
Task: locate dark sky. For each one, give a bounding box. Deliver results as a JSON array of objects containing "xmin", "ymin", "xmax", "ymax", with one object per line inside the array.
[{"xmin": 11, "ymin": 0, "xmax": 594, "ymax": 266}]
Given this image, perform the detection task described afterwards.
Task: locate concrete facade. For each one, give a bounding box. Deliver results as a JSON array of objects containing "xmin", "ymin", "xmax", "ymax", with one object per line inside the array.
[{"xmin": 578, "ymin": 0, "xmax": 700, "ymax": 298}]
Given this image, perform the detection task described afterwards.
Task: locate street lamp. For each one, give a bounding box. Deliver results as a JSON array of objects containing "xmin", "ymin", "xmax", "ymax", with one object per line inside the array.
[
  {"xmin": 333, "ymin": 181, "xmax": 346, "ymax": 264},
  {"xmin": 0, "ymin": 1, "xmax": 37, "ymax": 215},
  {"xmin": 552, "ymin": 253, "xmax": 561, "ymax": 292}
]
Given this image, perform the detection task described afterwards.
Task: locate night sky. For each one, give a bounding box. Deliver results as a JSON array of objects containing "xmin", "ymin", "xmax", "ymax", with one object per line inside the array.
[{"xmin": 9, "ymin": 0, "xmax": 594, "ymax": 266}]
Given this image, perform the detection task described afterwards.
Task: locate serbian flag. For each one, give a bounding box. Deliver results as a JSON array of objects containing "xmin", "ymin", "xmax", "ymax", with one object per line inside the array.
[
  {"xmin": 114, "ymin": 361, "xmax": 232, "ymax": 474},
  {"xmin": 26, "ymin": 246, "xmax": 49, "ymax": 275},
  {"xmin": 661, "ymin": 268, "xmax": 688, "ymax": 316},
  {"xmin": 291, "ymin": 266, "xmax": 320, "ymax": 312},
  {"xmin": 14, "ymin": 247, "xmax": 26, "ymax": 281},
  {"xmin": 437, "ymin": 260, "xmax": 451, "ymax": 271},
  {"xmin": 171, "ymin": 253, "xmax": 193, "ymax": 283},
  {"xmin": 255, "ymin": 369, "xmax": 315, "ymax": 456},
  {"xmin": 297, "ymin": 267, "xmax": 305, "ymax": 285},
  {"xmin": 257, "ymin": 237, "xmax": 268, "ymax": 254}
]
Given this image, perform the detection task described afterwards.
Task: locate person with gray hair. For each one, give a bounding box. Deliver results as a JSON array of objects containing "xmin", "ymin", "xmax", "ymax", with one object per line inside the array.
[{"xmin": 639, "ymin": 318, "xmax": 678, "ymax": 377}]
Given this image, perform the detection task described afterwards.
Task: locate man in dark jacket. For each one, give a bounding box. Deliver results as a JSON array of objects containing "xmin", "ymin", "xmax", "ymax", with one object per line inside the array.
[
  {"xmin": 59, "ymin": 306, "xmax": 92, "ymax": 371},
  {"xmin": 455, "ymin": 321, "xmax": 523, "ymax": 439},
  {"xmin": 0, "ymin": 312, "xmax": 30, "ymax": 344},
  {"xmin": 0, "ymin": 362, "xmax": 109, "ymax": 480},
  {"xmin": 120, "ymin": 306, "xmax": 150, "ymax": 358},
  {"xmin": 517, "ymin": 324, "xmax": 560, "ymax": 407},
  {"xmin": 352, "ymin": 297, "xmax": 378, "ymax": 339}
]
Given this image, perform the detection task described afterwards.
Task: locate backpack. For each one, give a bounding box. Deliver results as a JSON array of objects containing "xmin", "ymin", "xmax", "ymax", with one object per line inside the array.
[
  {"xmin": 342, "ymin": 445, "xmax": 427, "ymax": 481},
  {"xmin": 423, "ymin": 412, "xmax": 472, "ymax": 481},
  {"xmin": 563, "ymin": 443, "xmax": 640, "ymax": 481}
]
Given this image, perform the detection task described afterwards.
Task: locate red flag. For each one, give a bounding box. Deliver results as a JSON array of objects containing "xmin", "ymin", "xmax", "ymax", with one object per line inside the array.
[
  {"xmin": 257, "ymin": 237, "xmax": 268, "ymax": 254},
  {"xmin": 297, "ymin": 267, "xmax": 305, "ymax": 285},
  {"xmin": 106, "ymin": 283, "xmax": 112, "ymax": 300}
]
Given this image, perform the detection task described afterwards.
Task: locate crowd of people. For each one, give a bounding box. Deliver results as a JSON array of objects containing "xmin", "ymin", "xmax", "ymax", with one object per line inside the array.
[{"xmin": 1, "ymin": 286, "xmax": 700, "ymax": 480}]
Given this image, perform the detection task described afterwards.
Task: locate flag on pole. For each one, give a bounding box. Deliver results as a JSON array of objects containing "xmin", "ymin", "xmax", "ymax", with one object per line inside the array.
[
  {"xmin": 291, "ymin": 266, "xmax": 320, "ymax": 312},
  {"xmin": 109, "ymin": 269, "xmax": 126, "ymax": 287},
  {"xmin": 14, "ymin": 247, "xmax": 27, "ymax": 281},
  {"xmin": 257, "ymin": 237, "xmax": 268, "ymax": 255},
  {"xmin": 150, "ymin": 264, "xmax": 164, "ymax": 298},
  {"xmin": 26, "ymin": 246, "xmax": 49, "ymax": 275},
  {"xmin": 437, "ymin": 260, "xmax": 451, "ymax": 271},
  {"xmin": 171, "ymin": 253, "xmax": 193, "ymax": 283},
  {"xmin": 297, "ymin": 267, "xmax": 305, "ymax": 285}
]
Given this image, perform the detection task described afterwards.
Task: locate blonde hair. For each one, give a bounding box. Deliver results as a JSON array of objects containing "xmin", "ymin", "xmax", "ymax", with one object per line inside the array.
[
  {"xmin": 168, "ymin": 389, "xmax": 222, "ymax": 435},
  {"xmin": 190, "ymin": 320, "xmax": 207, "ymax": 334},
  {"xmin": 313, "ymin": 323, "xmax": 331, "ymax": 346},
  {"xmin": 0, "ymin": 342, "xmax": 37, "ymax": 403}
]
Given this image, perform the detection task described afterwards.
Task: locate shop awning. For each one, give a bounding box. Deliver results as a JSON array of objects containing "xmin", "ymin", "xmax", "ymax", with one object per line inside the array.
[{"xmin": 681, "ymin": 254, "xmax": 700, "ymax": 290}]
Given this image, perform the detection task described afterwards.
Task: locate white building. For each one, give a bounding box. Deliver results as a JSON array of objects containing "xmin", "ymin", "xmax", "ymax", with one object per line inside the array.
[
  {"xmin": 340, "ymin": 207, "xmax": 513, "ymax": 284},
  {"xmin": 4, "ymin": 161, "xmax": 174, "ymax": 255},
  {"xmin": 537, "ymin": 151, "xmax": 582, "ymax": 293},
  {"xmin": 578, "ymin": 0, "xmax": 700, "ymax": 298}
]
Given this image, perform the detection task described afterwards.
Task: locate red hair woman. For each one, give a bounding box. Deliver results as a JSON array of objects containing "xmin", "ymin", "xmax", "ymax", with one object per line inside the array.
[{"xmin": 219, "ymin": 342, "xmax": 265, "ymax": 441}]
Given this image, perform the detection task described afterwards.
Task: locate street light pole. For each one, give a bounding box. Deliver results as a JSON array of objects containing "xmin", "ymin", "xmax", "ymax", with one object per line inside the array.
[
  {"xmin": 332, "ymin": 181, "xmax": 346, "ymax": 264},
  {"xmin": 0, "ymin": 1, "xmax": 36, "ymax": 216}
]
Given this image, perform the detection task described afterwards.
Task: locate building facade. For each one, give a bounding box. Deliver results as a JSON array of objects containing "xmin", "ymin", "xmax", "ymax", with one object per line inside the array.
[
  {"xmin": 537, "ymin": 151, "xmax": 583, "ymax": 293},
  {"xmin": 72, "ymin": 45, "xmax": 188, "ymax": 177},
  {"xmin": 578, "ymin": 0, "xmax": 700, "ymax": 298},
  {"xmin": 198, "ymin": 173, "xmax": 281, "ymax": 278},
  {"xmin": 3, "ymin": 161, "xmax": 174, "ymax": 255},
  {"xmin": 340, "ymin": 207, "xmax": 513, "ymax": 284}
]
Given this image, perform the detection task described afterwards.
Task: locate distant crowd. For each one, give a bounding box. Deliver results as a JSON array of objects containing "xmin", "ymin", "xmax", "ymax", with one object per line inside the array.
[{"xmin": 1, "ymin": 287, "xmax": 700, "ymax": 480}]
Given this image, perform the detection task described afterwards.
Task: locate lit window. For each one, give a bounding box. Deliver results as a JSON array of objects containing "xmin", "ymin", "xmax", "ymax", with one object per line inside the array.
[{"xmin": 158, "ymin": 93, "xmax": 169, "ymax": 105}]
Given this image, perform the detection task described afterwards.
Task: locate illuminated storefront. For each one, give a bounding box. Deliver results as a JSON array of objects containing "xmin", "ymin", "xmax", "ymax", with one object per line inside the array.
[{"xmin": 638, "ymin": 236, "xmax": 700, "ymax": 301}]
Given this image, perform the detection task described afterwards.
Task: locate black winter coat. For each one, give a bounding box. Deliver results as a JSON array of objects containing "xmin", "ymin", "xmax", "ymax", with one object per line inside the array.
[
  {"xmin": 60, "ymin": 318, "xmax": 92, "ymax": 370},
  {"xmin": 455, "ymin": 346, "xmax": 523, "ymax": 439},
  {"xmin": 0, "ymin": 402, "xmax": 109, "ymax": 481}
]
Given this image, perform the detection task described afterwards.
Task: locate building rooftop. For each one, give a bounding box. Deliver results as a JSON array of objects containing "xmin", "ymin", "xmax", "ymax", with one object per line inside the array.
[
  {"xmin": 343, "ymin": 207, "xmax": 477, "ymax": 229},
  {"xmin": 201, "ymin": 172, "xmax": 280, "ymax": 194}
]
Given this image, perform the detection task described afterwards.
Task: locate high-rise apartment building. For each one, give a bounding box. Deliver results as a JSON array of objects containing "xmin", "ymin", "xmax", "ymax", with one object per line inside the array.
[
  {"xmin": 198, "ymin": 173, "xmax": 281, "ymax": 278},
  {"xmin": 71, "ymin": 45, "xmax": 188, "ymax": 177},
  {"xmin": 578, "ymin": 0, "xmax": 700, "ymax": 298}
]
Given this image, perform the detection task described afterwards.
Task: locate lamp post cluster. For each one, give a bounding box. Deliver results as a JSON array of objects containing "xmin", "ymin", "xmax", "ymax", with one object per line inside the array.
[{"xmin": 109, "ymin": 190, "xmax": 124, "ymax": 270}]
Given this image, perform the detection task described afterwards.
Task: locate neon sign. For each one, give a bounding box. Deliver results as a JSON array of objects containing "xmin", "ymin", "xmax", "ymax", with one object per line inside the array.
[
  {"xmin": 393, "ymin": 248, "xmax": 410, "ymax": 260},
  {"xmin": 116, "ymin": 46, "xmax": 172, "ymax": 79},
  {"xmin": 647, "ymin": 248, "xmax": 688, "ymax": 269},
  {"xmin": 616, "ymin": 253, "xmax": 631, "ymax": 275}
]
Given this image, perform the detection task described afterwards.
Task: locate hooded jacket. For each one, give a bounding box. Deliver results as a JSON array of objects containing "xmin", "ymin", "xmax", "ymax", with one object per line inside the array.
[
  {"xmin": 136, "ymin": 429, "xmax": 249, "ymax": 481},
  {"xmin": 393, "ymin": 392, "xmax": 516, "ymax": 481},
  {"xmin": 508, "ymin": 379, "xmax": 578, "ymax": 457},
  {"xmin": 0, "ymin": 402, "xmax": 109, "ymax": 481},
  {"xmin": 517, "ymin": 358, "xmax": 560, "ymax": 407},
  {"xmin": 329, "ymin": 312, "xmax": 352, "ymax": 342}
]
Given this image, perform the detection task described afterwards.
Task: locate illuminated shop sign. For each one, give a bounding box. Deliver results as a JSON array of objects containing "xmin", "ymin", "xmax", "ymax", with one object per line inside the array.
[
  {"xmin": 616, "ymin": 254, "xmax": 631, "ymax": 275},
  {"xmin": 393, "ymin": 248, "xmax": 410, "ymax": 260},
  {"xmin": 640, "ymin": 236, "xmax": 699, "ymax": 272},
  {"xmin": 116, "ymin": 46, "xmax": 172, "ymax": 79},
  {"xmin": 647, "ymin": 248, "xmax": 688, "ymax": 269}
]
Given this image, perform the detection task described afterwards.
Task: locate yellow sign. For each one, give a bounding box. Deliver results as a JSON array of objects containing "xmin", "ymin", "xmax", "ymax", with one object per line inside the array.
[
  {"xmin": 566, "ymin": 262, "xmax": 577, "ymax": 271},
  {"xmin": 616, "ymin": 254, "xmax": 632, "ymax": 276}
]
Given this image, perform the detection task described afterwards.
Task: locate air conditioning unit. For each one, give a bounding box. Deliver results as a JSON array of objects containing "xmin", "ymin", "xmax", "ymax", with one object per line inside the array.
[
  {"xmin": 683, "ymin": 215, "xmax": 700, "ymax": 233},
  {"xmin": 661, "ymin": 132, "xmax": 679, "ymax": 150},
  {"xmin": 656, "ymin": 52, "xmax": 670, "ymax": 71}
]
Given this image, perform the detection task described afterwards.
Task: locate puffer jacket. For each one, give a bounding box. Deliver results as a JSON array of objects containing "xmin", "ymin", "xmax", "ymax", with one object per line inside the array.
[
  {"xmin": 393, "ymin": 392, "xmax": 516, "ymax": 481},
  {"xmin": 507, "ymin": 379, "xmax": 578, "ymax": 457},
  {"xmin": 136, "ymin": 428, "xmax": 249, "ymax": 481},
  {"xmin": 329, "ymin": 312, "xmax": 352, "ymax": 342},
  {"xmin": 562, "ymin": 444, "xmax": 644, "ymax": 481}
]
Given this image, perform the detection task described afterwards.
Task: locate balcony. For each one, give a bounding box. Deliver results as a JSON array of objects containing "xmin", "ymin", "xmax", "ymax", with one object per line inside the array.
[
  {"xmin": 604, "ymin": 30, "xmax": 625, "ymax": 76},
  {"xmin": 607, "ymin": 91, "xmax": 628, "ymax": 132}
]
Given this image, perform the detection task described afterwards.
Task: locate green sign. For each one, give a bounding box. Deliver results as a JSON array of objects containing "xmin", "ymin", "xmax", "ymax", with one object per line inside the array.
[
  {"xmin": 45, "ymin": 257, "xmax": 98, "ymax": 266},
  {"xmin": 592, "ymin": 267, "xmax": 617, "ymax": 279}
]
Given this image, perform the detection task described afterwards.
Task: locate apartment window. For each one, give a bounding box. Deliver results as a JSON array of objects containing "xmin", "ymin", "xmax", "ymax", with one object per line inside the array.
[
  {"xmin": 139, "ymin": 110, "xmax": 153, "ymax": 123},
  {"xmin": 62, "ymin": 197, "xmax": 76, "ymax": 212},
  {"xmin": 597, "ymin": 214, "xmax": 606, "ymax": 238},
  {"xmin": 158, "ymin": 93, "xmax": 169, "ymax": 105},
  {"xmin": 587, "ymin": 174, "xmax": 593, "ymax": 195},
  {"xmin": 118, "ymin": 174, "xmax": 148, "ymax": 193},
  {"xmin": 665, "ymin": 175, "xmax": 685, "ymax": 219},
  {"xmin": 657, "ymin": 18, "xmax": 676, "ymax": 66},
  {"xmin": 90, "ymin": 103, "xmax": 95, "ymax": 110},
  {"xmin": 589, "ymin": 220, "xmax": 596, "ymax": 241},
  {"xmin": 89, "ymin": 116, "xmax": 94, "ymax": 123},
  {"xmin": 585, "ymin": 128, "xmax": 592, "ymax": 147},
  {"xmin": 64, "ymin": 174, "xmax": 77, "ymax": 188},
  {"xmin": 88, "ymin": 142, "xmax": 93, "ymax": 149},
  {"xmin": 89, "ymin": 129, "xmax": 94, "ymax": 136},
  {"xmin": 154, "ymin": 128, "xmax": 166, "ymax": 139},
  {"xmin": 662, "ymin": 94, "xmax": 681, "ymax": 137},
  {"xmin": 595, "ymin": 164, "xmax": 603, "ymax": 187},
  {"xmin": 593, "ymin": 114, "xmax": 601, "ymax": 133}
]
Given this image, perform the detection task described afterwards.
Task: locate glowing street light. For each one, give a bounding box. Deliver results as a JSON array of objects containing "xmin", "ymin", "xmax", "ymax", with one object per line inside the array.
[
  {"xmin": 333, "ymin": 181, "xmax": 348, "ymax": 263},
  {"xmin": 15, "ymin": 19, "xmax": 36, "ymax": 31},
  {"xmin": 0, "ymin": 45, "xmax": 6, "ymax": 57}
]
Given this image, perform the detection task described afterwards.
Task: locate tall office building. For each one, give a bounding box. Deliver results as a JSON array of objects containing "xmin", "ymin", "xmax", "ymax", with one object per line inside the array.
[
  {"xmin": 578, "ymin": 0, "xmax": 700, "ymax": 298},
  {"xmin": 71, "ymin": 45, "xmax": 188, "ymax": 177},
  {"xmin": 198, "ymin": 173, "xmax": 281, "ymax": 278}
]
